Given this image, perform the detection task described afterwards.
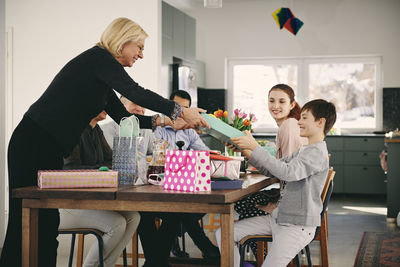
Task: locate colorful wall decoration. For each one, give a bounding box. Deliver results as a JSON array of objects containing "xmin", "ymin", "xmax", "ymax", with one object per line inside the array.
[{"xmin": 272, "ymin": 7, "xmax": 304, "ymax": 35}]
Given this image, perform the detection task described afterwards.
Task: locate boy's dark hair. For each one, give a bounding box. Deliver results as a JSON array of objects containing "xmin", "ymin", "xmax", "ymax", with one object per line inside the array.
[
  {"xmin": 301, "ymin": 99, "xmax": 337, "ymax": 136},
  {"xmin": 169, "ymin": 90, "xmax": 192, "ymax": 107}
]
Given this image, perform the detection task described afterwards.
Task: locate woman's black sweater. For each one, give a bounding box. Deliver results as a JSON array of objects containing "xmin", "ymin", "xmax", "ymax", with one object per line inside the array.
[{"xmin": 25, "ymin": 46, "xmax": 176, "ymax": 155}]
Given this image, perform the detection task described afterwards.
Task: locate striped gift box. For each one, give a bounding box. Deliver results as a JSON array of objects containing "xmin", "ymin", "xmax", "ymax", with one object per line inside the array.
[{"xmin": 37, "ymin": 169, "xmax": 118, "ymax": 189}]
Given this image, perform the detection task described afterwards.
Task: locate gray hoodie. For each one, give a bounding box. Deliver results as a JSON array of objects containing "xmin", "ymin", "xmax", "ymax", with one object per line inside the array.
[{"xmin": 249, "ymin": 141, "xmax": 329, "ymax": 226}]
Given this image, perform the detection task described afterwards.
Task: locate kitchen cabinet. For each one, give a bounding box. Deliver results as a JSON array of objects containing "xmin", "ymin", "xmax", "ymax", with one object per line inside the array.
[
  {"xmin": 325, "ymin": 137, "xmax": 344, "ymax": 193},
  {"xmin": 162, "ymin": 1, "xmax": 173, "ymax": 39},
  {"xmin": 162, "ymin": 1, "xmax": 173, "ymax": 65},
  {"xmin": 184, "ymin": 14, "xmax": 196, "ymax": 61},
  {"xmin": 385, "ymin": 139, "xmax": 400, "ymax": 218},
  {"xmin": 253, "ymin": 134, "xmax": 386, "ymax": 194},
  {"xmin": 326, "ymin": 135, "xmax": 386, "ymax": 194},
  {"xmin": 172, "ymin": 7, "xmax": 185, "ymax": 59},
  {"xmin": 162, "ymin": 2, "xmax": 196, "ymax": 63}
]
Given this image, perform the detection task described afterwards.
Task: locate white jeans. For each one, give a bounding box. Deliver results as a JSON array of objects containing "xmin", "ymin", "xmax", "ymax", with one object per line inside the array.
[
  {"xmin": 215, "ymin": 209, "xmax": 315, "ymax": 267},
  {"xmin": 59, "ymin": 209, "xmax": 140, "ymax": 267}
]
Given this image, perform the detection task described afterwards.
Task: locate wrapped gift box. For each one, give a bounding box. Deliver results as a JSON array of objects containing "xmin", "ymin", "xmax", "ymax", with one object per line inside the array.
[
  {"xmin": 210, "ymin": 153, "xmax": 242, "ymax": 180},
  {"xmin": 211, "ymin": 177, "xmax": 243, "ymax": 190},
  {"xmin": 38, "ymin": 169, "xmax": 118, "ymax": 189},
  {"xmin": 200, "ymin": 114, "xmax": 245, "ymax": 148}
]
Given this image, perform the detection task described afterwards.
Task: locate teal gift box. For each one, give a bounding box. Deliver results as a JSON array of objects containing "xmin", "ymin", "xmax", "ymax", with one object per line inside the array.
[{"xmin": 200, "ymin": 114, "xmax": 245, "ymax": 148}]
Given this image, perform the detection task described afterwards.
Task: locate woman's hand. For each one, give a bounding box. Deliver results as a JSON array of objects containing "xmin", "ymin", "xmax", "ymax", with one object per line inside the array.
[
  {"xmin": 171, "ymin": 117, "xmax": 187, "ymax": 131},
  {"xmin": 231, "ymin": 130, "xmax": 259, "ymax": 151},
  {"xmin": 256, "ymin": 202, "xmax": 277, "ymax": 214},
  {"xmin": 180, "ymin": 107, "xmax": 210, "ymax": 129}
]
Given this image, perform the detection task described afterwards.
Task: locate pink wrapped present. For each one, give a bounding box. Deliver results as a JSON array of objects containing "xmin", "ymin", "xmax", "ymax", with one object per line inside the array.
[
  {"xmin": 164, "ymin": 150, "xmax": 211, "ymax": 192},
  {"xmin": 37, "ymin": 169, "xmax": 118, "ymax": 189}
]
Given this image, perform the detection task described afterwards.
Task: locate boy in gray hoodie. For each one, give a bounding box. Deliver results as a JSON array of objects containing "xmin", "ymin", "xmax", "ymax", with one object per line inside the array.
[{"xmin": 216, "ymin": 99, "xmax": 336, "ymax": 267}]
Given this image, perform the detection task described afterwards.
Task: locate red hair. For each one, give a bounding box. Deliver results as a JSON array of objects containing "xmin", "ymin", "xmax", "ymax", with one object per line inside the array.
[{"xmin": 268, "ymin": 84, "xmax": 301, "ymax": 120}]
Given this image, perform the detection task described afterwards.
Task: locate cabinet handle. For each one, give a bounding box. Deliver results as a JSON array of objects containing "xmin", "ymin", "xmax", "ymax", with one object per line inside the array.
[
  {"xmin": 363, "ymin": 167, "xmax": 367, "ymax": 171},
  {"xmin": 363, "ymin": 152, "xmax": 368, "ymax": 156},
  {"xmin": 363, "ymin": 138, "xmax": 368, "ymax": 142}
]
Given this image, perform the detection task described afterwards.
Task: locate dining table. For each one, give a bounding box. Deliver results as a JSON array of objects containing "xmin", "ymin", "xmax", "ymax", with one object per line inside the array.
[{"xmin": 13, "ymin": 173, "xmax": 278, "ymax": 267}]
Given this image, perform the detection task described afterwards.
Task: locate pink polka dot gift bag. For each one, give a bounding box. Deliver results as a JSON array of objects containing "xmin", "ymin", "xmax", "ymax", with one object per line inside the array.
[{"xmin": 163, "ymin": 150, "xmax": 211, "ymax": 192}]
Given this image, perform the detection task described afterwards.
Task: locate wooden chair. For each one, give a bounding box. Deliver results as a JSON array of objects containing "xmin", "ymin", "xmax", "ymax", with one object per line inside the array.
[
  {"xmin": 239, "ymin": 168, "xmax": 335, "ymax": 267},
  {"xmin": 59, "ymin": 228, "xmax": 128, "ymax": 267},
  {"xmin": 203, "ymin": 213, "xmax": 220, "ymax": 232}
]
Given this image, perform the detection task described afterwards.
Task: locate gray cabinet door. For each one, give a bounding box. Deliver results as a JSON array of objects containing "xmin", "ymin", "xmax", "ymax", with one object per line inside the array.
[
  {"xmin": 386, "ymin": 142, "xmax": 400, "ymax": 218},
  {"xmin": 343, "ymin": 165, "xmax": 386, "ymax": 194},
  {"xmin": 162, "ymin": 36, "xmax": 173, "ymax": 65},
  {"xmin": 325, "ymin": 137, "xmax": 343, "ymax": 151},
  {"xmin": 329, "ymin": 151, "xmax": 343, "ymax": 165},
  {"xmin": 162, "ymin": 2, "xmax": 173, "ymax": 39},
  {"xmin": 332, "ymin": 165, "xmax": 344, "ymax": 193},
  {"xmin": 172, "ymin": 8, "xmax": 185, "ymax": 59},
  {"xmin": 184, "ymin": 14, "xmax": 196, "ymax": 62},
  {"xmin": 343, "ymin": 137, "xmax": 385, "ymax": 151},
  {"xmin": 344, "ymin": 151, "xmax": 381, "ymax": 165},
  {"xmin": 162, "ymin": 3, "xmax": 196, "ymax": 62}
]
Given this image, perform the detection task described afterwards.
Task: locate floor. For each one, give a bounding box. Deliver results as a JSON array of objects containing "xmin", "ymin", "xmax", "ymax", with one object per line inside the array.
[{"xmin": 54, "ymin": 194, "xmax": 398, "ymax": 266}]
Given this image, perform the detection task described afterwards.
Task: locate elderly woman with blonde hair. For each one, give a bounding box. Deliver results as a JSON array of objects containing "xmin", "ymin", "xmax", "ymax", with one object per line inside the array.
[{"xmin": 1, "ymin": 17, "xmax": 208, "ymax": 267}]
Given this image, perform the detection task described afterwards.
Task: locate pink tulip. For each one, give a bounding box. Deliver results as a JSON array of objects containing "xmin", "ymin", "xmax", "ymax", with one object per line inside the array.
[{"xmin": 250, "ymin": 113, "xmax": 257, "ymax": 122}]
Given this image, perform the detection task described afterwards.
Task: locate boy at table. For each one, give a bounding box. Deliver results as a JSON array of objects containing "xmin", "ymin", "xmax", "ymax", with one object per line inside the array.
[
  {"xmin": 138, "ymin": 90, "xmax": 219, "ymax": 267},
  {"xmin": 216, "ymin": 99, "xmax": 336, "ymax": 267}
]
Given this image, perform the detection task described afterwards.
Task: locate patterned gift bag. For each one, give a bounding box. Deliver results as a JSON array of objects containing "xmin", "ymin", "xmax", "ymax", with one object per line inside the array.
[
  {"xmin": 112, "ymin": 116, "xmax": 146, "ymax": 185},
  {"xmin": 164, "ymin": 150, "xmax": 211, "ymax": 192}
]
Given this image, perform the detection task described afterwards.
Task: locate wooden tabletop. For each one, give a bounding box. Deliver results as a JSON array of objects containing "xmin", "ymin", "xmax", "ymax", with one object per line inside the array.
[
  {"xmin": 118, "ymin": 174, "xmax": 277, "ymax": 203},
  {"xmin": 12, "ymin": 186, "xmax": 119, "ymax": 200},
  {"xmin": 12, "ymin": 174, "xmax": 278, "ymax": 204}
]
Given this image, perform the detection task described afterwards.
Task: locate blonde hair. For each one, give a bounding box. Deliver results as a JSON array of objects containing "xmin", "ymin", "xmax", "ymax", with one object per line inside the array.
[{"xmin": 98, "ymin": 17, "xmax": 148, "ymax": 57}]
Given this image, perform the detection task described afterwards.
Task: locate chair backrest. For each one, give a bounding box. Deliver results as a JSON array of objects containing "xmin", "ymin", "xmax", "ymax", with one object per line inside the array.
[
  {"xmin": 321, "ymin": 167, "xmax": 335, "ymax": 202},
  {"xmin": 314, "ymin": 167, "xmax": 335, "ymax": 238}
]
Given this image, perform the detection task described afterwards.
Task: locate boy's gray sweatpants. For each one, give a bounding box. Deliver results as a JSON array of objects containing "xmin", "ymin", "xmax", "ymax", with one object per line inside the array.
[{"xmin": 215, "ymin": 209, "xmax": 316, "ymax": 267}]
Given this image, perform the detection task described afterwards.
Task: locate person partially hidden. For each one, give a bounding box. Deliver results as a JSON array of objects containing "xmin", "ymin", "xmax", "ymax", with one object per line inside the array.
[{"xmin": 60, "ymin": 111, "xmax": 140, "ymax": 267}]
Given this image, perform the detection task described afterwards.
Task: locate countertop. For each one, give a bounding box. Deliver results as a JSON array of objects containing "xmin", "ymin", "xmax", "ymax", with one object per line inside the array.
[
  {"xmin": 385, "ymin": 138, "xmax": 400, "ymax": 143},
  {"xmin": 252, "ymin": 133, "xmax": 385, "ymax": 138}
]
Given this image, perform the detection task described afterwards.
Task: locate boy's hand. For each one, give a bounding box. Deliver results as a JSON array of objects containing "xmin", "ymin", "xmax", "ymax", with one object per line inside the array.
[
  {"xmin": 225, "ymin": 141, "xmax": 253, "ymax": 159},
  {"xmin": 240, "ymin": 149, "xmax": 252, "ymax": 159},
  {"xmin": 231, "ymin": 130, "xmax": 259, "ymax": 151},
  {"xmin": 256, "ymin": 202, "xmax": 277, "ymax": 214}
]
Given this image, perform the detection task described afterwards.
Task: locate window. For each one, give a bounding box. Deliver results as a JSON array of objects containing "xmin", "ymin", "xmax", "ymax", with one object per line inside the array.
[{"xmin": 227, "ymin": 56, "xmax": 382, "ymax": 132}]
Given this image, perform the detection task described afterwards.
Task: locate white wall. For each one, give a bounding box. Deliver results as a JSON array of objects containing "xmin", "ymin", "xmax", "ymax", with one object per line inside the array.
[
  {"xmin": 6, "ymin": 0, "xmax": 163, "ymax": 128},
  {"xmin": 2, "ymin": 0, "xmax": 162, "ymax": 246},
  {"xmin": 185, "ymin": 0, "xmax": 400, "ymax": 88}
]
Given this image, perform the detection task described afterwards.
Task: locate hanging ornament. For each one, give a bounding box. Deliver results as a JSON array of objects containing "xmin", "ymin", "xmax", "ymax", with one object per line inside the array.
[{"xmin": 272, "ymin": 7, "xmax": 304, "ymax": 35}]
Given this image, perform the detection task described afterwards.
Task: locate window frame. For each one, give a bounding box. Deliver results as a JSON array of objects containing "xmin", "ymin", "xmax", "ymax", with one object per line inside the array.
[{"xmin": 226, "ymin": 55, "xmax": 383, "ymax": 133}]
